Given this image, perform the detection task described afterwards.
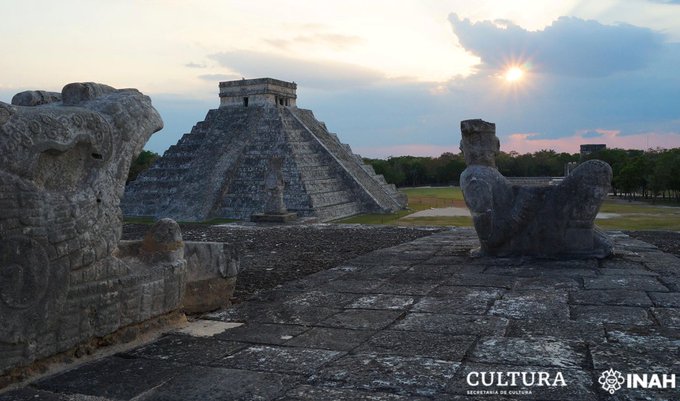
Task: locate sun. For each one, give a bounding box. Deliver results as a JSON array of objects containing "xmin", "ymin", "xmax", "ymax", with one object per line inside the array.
[{"xmin": 504, "ymin": 66, "xmax": 524, "ymax": 82}]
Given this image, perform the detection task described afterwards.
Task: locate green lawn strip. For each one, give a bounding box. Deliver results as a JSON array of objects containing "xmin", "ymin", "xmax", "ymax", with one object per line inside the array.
[
  {"xmin": 396, "ymin": 216, "xmax": 473, "ymax": 227},
  {"xmin": 600, "ymin": 200, "xmax": 680, "ymax": 215},
  {"xmin": 596, "ymin": 217, "xmax": 680, "ymax": 231}
]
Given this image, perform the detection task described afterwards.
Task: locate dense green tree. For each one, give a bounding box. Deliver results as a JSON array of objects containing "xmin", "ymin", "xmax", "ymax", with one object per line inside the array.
[{"xmin": 127, "ymin": 150, "xmax": 159, "ymax": 184}]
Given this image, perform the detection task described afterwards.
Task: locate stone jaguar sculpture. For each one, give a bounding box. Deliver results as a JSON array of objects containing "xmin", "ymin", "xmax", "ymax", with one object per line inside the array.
[
  {"xmin": 0, "ymin": 83, "xmax": 188, "ymax": 373},
  {"xmin": 459, "ymin": 119, "xmax": 613, "ymax": 259}
]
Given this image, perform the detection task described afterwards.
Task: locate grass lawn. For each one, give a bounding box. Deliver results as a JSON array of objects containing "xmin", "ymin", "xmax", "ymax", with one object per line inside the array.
[
  {"xmin": 336, "ymin": 186, "xmax": 680, "ymax": 231},
  {"xmin": 337, "ymin": 187, "xmax": 471, "ymax": 226}
]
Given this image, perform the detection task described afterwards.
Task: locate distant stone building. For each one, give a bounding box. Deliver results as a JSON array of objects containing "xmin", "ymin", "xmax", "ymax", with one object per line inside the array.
[
  {"xmin": 580, "ymin": 144, "xmax": 606, "ymax": 159},
  {"xmin": 122, "ymin": 78, "xmax": 407, "ymax": 221}
]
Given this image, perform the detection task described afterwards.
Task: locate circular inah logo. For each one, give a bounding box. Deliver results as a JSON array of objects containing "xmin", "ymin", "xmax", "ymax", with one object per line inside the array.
[{"xmin": 598, "ymin": 368, "xmax": 625, "ymax": 394}]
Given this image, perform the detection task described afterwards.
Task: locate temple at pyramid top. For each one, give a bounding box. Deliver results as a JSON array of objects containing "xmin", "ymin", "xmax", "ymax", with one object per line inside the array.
[
  {"xmin": 122, "ymin": 78, "xmax": 407, "ymax": 222},
  {"xmin": 219, "ymin": 78, "xmax": 297, "ymax": 108}
]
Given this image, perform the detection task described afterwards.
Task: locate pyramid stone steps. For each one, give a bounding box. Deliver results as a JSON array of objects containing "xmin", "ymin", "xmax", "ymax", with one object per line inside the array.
[
  {"xmin": 122, "ymin": 78, "xmax": 406, "ymax": 221},
  {"xmin": 288, "ymin": 108, "xmax": 405, "ymax": 212},
  {"xmin": 314, "ymin": 201, "xmax": 366, "ymax": 221}
]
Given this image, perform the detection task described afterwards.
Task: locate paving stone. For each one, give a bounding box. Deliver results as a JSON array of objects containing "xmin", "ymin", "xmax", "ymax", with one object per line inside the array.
[
  {"xmin": 283, "ymin": 290, "xmax": 359, "ymax": 308},
  {"xmin": 469, "ymin": 337, "xmax": 587, "ymax": 368},
  {"xmin": 138, "ymin": 366, "xmax": 301, "ymax": 401},
  {"xmin": 33, "ymin": 357, "xmax": 181, "ymax": 400},
  {"xmin": 207, "ymin": 302, "xmax": 341, "ymax": 325},
  {"xmin": 584, "ymin": 276, "xmax": 668, "ymax": 291},
  {"xmin": 0, "ymin": 388, "xmax": 70, "ymax": 401},
  {"xmin": 600, "ymin": 258, "xmax": 649, "ymax": 270},
  {"xmin": 396, "ymin": 250, "xmax": 435, "ymax": 261},
  {"xmin": 570, "ymin": 305, "xmax": 654, "ymax": 326},
  {"xmin": 444, "ymin": 273, "xmax": 516, "ymax": 289},
  {"xmin": 350, "ymin": 264, "xmax": 411, "ymax": 280},
  {"xmin": 392, "ymin": 313, "xmax": 508, "ymax": 336},
  {"xmin": 447, "ymin": 363, "xmax": 597, "ymax": 401},
  {"xmin": 321, "ymin": 279, "xmax": 387, "ymax": 293},
  {"xmin": 659, "ymin": 275, "xmax": 680, "ymax": 291},
  {"xmin": 347, "ymin": 294, "xmax": 417, "ymax": 310},
  {"xmin": 311, "ymin": 353, "xmax": 460, "ymax": 397},
  {"xmin": 415, "ymin": 287, "xmax": 503, "ymax": 314},
  {"xmin": 428, "ymin": 285, "xmax": 504, "ymax": 299},
  {"xmin": 605, "ymin": 324, "xmax": 680, "ymax": 347},
  {"xmin": 119, "ymin": 334, "xmax": 247, "ymax": 365},
  {"xmin": 486, "ymin": 261, "xmax": 598, "ymax": 278},
  {"xmin": 570, "ymin": 305, "xmax": 654, "ymax": 325},
  {"xmin": 212, "ymin": 322, "xmax": 309, "ymax": 345},
  {"xmin": 354, "ymin": 330, "xmax": 475, "ymax": 360},
  {"xmin": 318, "ymin": 309, "xmax": 403, "ymax": 330},
  {"xmin": 489, "ymin": 290, "xmax": 569, "ymax": 319},
  {"xmin": 280, "ymin": 385, "xmax": 427, "ymax": 401},
  {"xmin": 245, "ymin": 289, "xmax": 301, "ymax": 303},
  {"xmin": 285, "ymin": 327, "xmax": 376, "ymax": 351},
  {"xmin": 569, "ymin": 289, "xmax": 653, "ymax": 307},
  {"xmin": 506, "ymin": 320, "xmax": 606, "ymax": 343},
  {"xmin": 591, "ymin": 343, "xmax": 680, "ymax": 372},
  {"xmin": 374, "ymin": 281, "xmax": 438, "ymax": 295},
  {"xmin": 599, "ymin": 268, "xmax": 659, "ymax": 276},
  {"xmin": 406, "ymin": 263, "xmax": 481, "ymax": 279},
  {"xmin": 649, "ymin": 292, "xmax": 680, "ymax": 308},
  {"xmin": 277, "ymin": 269, "xmax": 351, "ymax": 292},
  {"xmin": 652, "ymin": 308, "xmax": 680, "ymax": 327},
  {"xmin": 420, "ymin": 255, "xmax": 470, "ymax": 265},
  {"xmin": 512, "ymin": 276, "xmax": 581, "ymax": 290},
  {"xmin": 215, "ymin": 345, "xmax": 342, "ymax": 375}
]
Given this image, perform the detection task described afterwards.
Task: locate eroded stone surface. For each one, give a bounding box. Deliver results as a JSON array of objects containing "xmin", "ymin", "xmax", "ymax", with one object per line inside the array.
[
  {"xmin": 311, "ymin": 353, "xmax": 460, "ymax": 397},
  {"xmin": 119, "ymin": 334, "xmax": 246, "ymax": 365},
  {"xmin": 139, "ymin": 366, "xmax": 302, "ymax": 401},
  {"xmin": 215, "ymin": 345, "xmax": 341, "ymax": 375},
  {"xmin": 489, "ymin": 290, "xmax": 569, "ymax": 319},
  {"xmin": 285, "ymin": 327, "xmax": 376, "ymax": 351},
  {"xmin": 392, "ymin": 313, "xmax": 509, "ymax": 336},
  {"xmin": 33, "ymin": 357, "xmax": 180, "ymax": 399},
  {"xmin": 459, "ymin": 118, "xmax": 613, "ymax": 258},
  {"xmin": 355, "ymin": 330, "xmax": 475, "ymax": 360},
  {"xmin": 281, "ymin": 385, "xmax": 427, "ymax": 401},
  {"xmin": 470, "ymin": 337, "xmax": 587, "ymax": 368},
  {"xmin": 0, "ymin": 83, "xmax": 191, "ymax": 374}
]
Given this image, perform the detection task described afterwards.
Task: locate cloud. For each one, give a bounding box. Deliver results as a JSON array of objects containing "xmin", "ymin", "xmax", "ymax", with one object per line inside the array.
[
  {"xmin": 198, "ymin": 73, "xmax": 240, "ymax": 81},
  {"xmin": 581, "ymin": 130, "xmax": 605, "ymax": 138},
  {"xmin": 208, "ymin": 50, "xmax": 384, "ymax": 90},
  {"xmin": 503, "ymin": 129, "xmax": 680, "ymax": 153},
  {"xmin": 265, "ymin": 33, "xmax": 363, "ymax": 51},
  {"xmin": 185, "ymin": 62, "xmax": 207, "ymax": 68},
  {"xmin": 448, "ymin": 14, "xmax": 664, "ymax": 77}
]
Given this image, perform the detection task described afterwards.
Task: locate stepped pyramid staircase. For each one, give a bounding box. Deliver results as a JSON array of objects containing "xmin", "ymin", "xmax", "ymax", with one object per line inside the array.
[{"xmin": 122, "ymin": 79, "xmax": 407, "ymax": 222}]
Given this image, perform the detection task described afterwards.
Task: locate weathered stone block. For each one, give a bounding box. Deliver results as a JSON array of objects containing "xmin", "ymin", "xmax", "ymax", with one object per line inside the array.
[
  {"xmin": 459, "ymin": 119, "xmax": 613, "ymax": 258},
  {"xmin": 0, "ymin": 83, "xmax": 201, "ymax": 376}
]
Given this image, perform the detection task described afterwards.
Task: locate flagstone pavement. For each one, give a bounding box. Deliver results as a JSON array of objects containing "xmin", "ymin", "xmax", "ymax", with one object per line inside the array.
[{"xmin": 1, "ymin": 228, "xmax": 679, "ymax": 400}]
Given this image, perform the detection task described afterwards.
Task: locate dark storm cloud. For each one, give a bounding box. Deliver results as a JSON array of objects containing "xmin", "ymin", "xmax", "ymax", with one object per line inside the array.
[{"xmin": 449, "ymin": 14, "xmax": 664, "ymax": 77}]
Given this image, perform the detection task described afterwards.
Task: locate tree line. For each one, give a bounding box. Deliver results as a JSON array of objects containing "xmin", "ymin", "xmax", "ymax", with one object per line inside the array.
[{"xmin": 365, "ymin": 148, "xmax": 680, "ymax": 202}]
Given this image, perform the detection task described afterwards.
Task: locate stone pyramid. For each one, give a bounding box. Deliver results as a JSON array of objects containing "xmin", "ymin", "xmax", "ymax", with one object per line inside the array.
[{"xmin": 122, "ymin": 78, "xmax": 407, "ymax": 221}]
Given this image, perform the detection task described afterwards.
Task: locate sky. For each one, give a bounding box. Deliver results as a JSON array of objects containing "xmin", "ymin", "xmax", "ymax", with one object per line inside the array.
[{"xmin": 1, "ymin": 0, "xmax": 679, "ymax": 158}]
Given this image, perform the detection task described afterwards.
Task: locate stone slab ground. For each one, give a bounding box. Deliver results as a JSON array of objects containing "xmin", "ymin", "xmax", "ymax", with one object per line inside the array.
[{"xmin": 2, "ymin": 228, "xmax": 679, "ymax": 400}]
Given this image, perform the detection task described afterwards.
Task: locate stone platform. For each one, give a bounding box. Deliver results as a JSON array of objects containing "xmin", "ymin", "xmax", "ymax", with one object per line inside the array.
[{"xmin": 2, "ymin": 228, "xmax": 679, "ymax": 400}]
